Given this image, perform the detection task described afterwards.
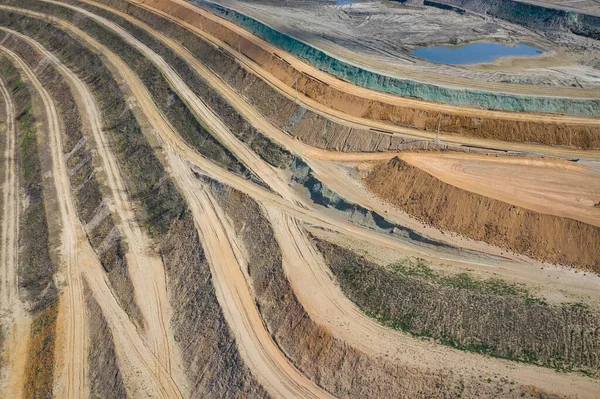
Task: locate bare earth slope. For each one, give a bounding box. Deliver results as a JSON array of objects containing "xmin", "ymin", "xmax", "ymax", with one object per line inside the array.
[{"xmin": 365, "ymin": 156, "xmax": 600, "ymax": 271}]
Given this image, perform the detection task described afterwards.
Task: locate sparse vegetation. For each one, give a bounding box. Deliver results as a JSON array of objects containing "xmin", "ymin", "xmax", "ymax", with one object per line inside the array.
[
  {"xmin": 0, "ymin": 56, "xmax": 56, "ymax": 309},
  {"xmin": 0, "ymin": 7, "xmax": 185, "ymax": 237},
  {"xmin": 23, "ymin": 301, "xmax": 58, "ymax": 399},
  {"xmin": 390, "ymin": 258, "xmax": 545, "ymax": 303},
  {"xmin": 59, "ymin": 0, "xmax": 294, "ymax": 169},
  {"xmin": 315, "ymin": 237, "xmax": 600, "ymax": 374}
]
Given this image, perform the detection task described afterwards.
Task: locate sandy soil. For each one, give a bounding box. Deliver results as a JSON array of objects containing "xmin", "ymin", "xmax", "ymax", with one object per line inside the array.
[
  {"xmin": 10, "ymin": 26, "xmax": 189, "ymax": 395},
  {"xmin": 399, "ymin": 152, "xmax": 600, "ymax": 226},
  {"xmin": 214, "ymin": 0, "xmax": 600, "ymax": 89},
  {"xmin": 0, "ymin": 64, "xmax": 30, "ymax": 399},
  {"xmin": 0, "ymin": 28, "xmax": 185, "ymax": 399},
  {"xmin": 266, "ymin": 208, "xmax": 600, "ymax": 398},
  {"xmin": 3, "ymin": 2, "xmax": 600, "ymax": 397},
  {"xmin": 128, "ymin": 0, "xmax": 600, "ymax": 157}
]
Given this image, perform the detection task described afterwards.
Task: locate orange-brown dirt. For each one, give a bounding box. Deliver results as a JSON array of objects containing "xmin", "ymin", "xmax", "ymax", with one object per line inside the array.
[
  {"xmin": 125, "ymin": 0, "xmax": 600, "ymax": 149},
  {"xmin": 365, "ymin": 156, "xmax": 600, "ymax": 271}
]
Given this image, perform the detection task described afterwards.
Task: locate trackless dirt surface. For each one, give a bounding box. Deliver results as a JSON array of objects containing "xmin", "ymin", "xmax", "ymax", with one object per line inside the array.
[{"xmin": 0, "ymin": 0, "xmax": 598, "ymax": 397}]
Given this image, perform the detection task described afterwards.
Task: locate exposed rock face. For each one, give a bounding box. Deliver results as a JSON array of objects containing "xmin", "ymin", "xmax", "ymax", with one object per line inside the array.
[
  {"xmin": 431, "ymin": 0, "xmax": 600, "ymax": 40},
  {"xmin": 365, "ymin": 156, "xmax": 600, "ymax": 271},
  {"xmin": 92, "ymin": 0, "xmax": 600, "ymax": 149},
  {"xmin": 160, "ymin": 212, "xmax": 269, "ymax": 399},
  {"xmin": 83, "ymin": 279, "xmax": 129, "ymax": 399}
]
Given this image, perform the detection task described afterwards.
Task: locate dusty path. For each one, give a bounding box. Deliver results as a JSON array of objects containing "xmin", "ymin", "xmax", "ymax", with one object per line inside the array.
[
  {"xmin": 0, "ymin": 45, "xmax": 89, "ymax": 399},
  {"xmin": 0, "ymin": 8, "xmax": 334, "ymax": 396},
  {"xmin": 0, "ymin": 43, "xmax": 185, "ymax": 399},
  {"xmin": 265, "ymin": 207, "xmax": 600, "ymax": 398},
  {"xmin": 169, "ymin": 156, "xmax": 333, "ymax": 399},
  {"xmin": 0, "ymin": 65, "xmax": 30, "ymax": 399},
  {"xmin": 6, "ymin": 6, "xmax": 600, "ymax": 397},
  {"xmin": 106, "ymin": 0, "xmax": 600, "ymax": 161},
  {"xmin": 1, "ymin": 26, "xmax": 188, "ymax": 394},
  {"xmin": 398, "ymin": 152, "xmax": 600, "ymax": 226},
  {"xmin": 45, "ymin": 0, "xmax": 298, "ymax": 202}
]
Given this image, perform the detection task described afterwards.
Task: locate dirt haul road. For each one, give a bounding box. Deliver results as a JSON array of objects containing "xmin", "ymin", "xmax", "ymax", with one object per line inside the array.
[
  {"xmin": 8, "ymin": 3, "xmax": 590, "ymax": 396},
  {"xmin": 44, "ymin": 0, "xmax": 298, "ymax": 203},
  {"xmin": 0, "ymin": 41, "xmax": 184, "ymax": 399},
  {"xmin": 4, "ymin": 8, "xmax": 337, "ymax": 396},
  {"xmin": 0, "ymin": 65, "xmax": 31, "ymax": 399},
  {"xmin": 398, "ymin": 152, "xmax": 600, "ymax": 227},
  {"xmin": 103, "ymin": 0, "xmax": 600, "ymax": 160},
  {"xmin": 7, "ymin": 4, "xmax": 600, "ymax": 397},
  {"xmin": 265, "ymin": 207, "xmax": 600, "ymax": 399},
  {"xmin": 2, "ymin": 27, "xmax": 189, "ymax": 394},
  {"xmin": 0, "ymin": 45, "xmax": 89, "ymax": 399},
  {"xmin": 133, "ymin": 0, "xmax": 600, "ymax": 124},
  {"xmin": 51, "ymin": 0, "xmax": 600, "ymax": 282}
]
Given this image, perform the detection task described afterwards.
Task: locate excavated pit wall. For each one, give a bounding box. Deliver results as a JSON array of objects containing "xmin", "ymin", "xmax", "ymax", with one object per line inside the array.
[
  {"xmin": 0, "ymin": 54, "xmax": 58, "ymax": 399},
  {"xmin": 92, "ymin": 0, "xmax": 600, "ymax": 149},
  {"xmin": 159, "ymin": 212, "xmax": 270, "ymax": 399},
  {"xmin": 6, "ymin": 0, "xmax": 265, "ymax": 187},
  {"xmin": 208, "ymin": 179, "xmax": 565, "ymax": 398},
  {"xmin": 315, "ymin": 237, "xmax": 600, "ymax": 373},
  {"xmin": 365, "ymin": 157, "xmax": 600, "ymax": 271},
  {"xmin": 82, "ymin": 279, "xmax": 129, "ymax": 399},
  {"xmin": 0, "ymin": 5, "xmax": 273, "ymax": 395},
  {"xmin": 291, "ymin": 158, "xmax": 453, "ymax": 249},
  {"xmin": 191, "ymin": 0, "xmax": 600, "ymax": 116},
  {"xmin": 58, "ymin": 0, "xmax": 294, "ymax": 170},
  {"xmin": 430, "ymin": 0, "xmax": 600, "ymax": 40},
  {"xmin": 0, "ymin": 29, "xmax": 145, "ymax": 330}
]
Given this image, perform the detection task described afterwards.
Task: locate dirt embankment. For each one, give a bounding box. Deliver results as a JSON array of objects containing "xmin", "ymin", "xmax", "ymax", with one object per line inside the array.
[
  {"xmin": 84, "ymin": 0, "xmax": 461, "ymax": 153},
  {"xmin": 365, "ymin": 157, "xmax": 600, "ymax": 271},
  {"xmin": 0, "ymin": 30, "xmax": 146, "ymax": 329},
  {"xmin": 102, "ymin": 0, "xmax": 599, "ymax": 149},
  {"xmin": 60, "ymin": 0, "xmax": 294, "ymax": 170},
  {"xmin": 316, "ymin": 237, "xmax": 600, "ymax": 373},
  {"xmin": 9, "ymin": 0, "xmax": 262, "ymax": 184},
  {"xmin": 0, "ymin": 55, "xmax": 58, "ymax": 399},
  {"xmin": 159, "ymin": 212, "xmax": 269, "ymax": 398},
  {"xmin": 82, "ymin": 279, "xmax": 128, "ymax": 399},
  {"xmin": 208, "ymin": 181, "xmax": 560, "ymax": 398}
]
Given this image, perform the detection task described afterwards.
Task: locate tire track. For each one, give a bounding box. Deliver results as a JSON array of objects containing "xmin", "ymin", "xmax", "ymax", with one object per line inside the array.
[
  {"xmin": 0, "ymin": 40, "xmax": 185, "ymax": 399},
  {"xmin": 0, "ymin": 45, "xmax": 87, "ymax": 399},
  {"xmin": 0, "ymin": 62, "xmax": 30, "ymax": 399},
  {"xmin": 1, "ymin": 26, "xmax": 185, "ymax": 391},
  {"xmin": 4, "ymin": 5, "xmax": 599, "ymax": 398}
]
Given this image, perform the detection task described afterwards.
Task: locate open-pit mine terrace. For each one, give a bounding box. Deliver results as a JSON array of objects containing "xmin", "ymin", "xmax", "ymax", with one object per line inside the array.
[{"xmin": 0, "ymin": 0, "xmax": 598, "ymax": 398}]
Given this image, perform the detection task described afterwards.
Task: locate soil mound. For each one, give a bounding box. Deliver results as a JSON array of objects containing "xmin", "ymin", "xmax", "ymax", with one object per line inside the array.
[{"xmin": 365, "ymin": 157, "xmax": 600, "ymax": 271}]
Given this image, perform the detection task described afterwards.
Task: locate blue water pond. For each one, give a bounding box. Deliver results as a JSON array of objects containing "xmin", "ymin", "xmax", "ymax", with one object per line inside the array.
[{"xmin": 411, "ymin": 42, "xmax": 543, "ymax": 65}]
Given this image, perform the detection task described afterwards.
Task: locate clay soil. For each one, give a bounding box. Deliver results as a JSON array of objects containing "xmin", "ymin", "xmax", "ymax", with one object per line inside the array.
[{"xmin": 365, "ymin": 155, "xmax": 600, "ymax": 271}]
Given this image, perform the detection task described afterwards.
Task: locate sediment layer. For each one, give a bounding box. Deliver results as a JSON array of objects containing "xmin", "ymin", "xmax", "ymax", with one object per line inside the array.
[
  {"xmin": 315, "ymin": 237, "xmax": 600, "ymax": 373},
  {"xmin": 90, "ymin": 0, "xmax": 600, "ymax": 149},
  {"xmin": 365, "ymin": 156, "xmax": 600, "ymax": 271}
]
